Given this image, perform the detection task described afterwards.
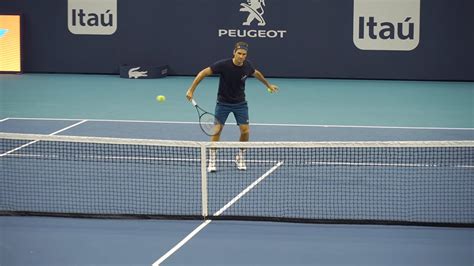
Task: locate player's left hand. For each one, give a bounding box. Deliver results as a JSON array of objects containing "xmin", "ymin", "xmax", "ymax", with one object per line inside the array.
[{"xmin": 267, "ymin": 85, "xmax": 279, "ymax": 93}]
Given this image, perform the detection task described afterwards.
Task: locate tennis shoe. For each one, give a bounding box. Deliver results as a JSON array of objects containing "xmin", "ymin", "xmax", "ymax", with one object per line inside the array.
[
  {"xmin": 207, "ymin": 161, "xmax": 217, "ymax": 172},
  {"xmin": 235, "ymin": 154, "xmax": 247, "ymax": 171},
  {"xmin": 208, "ymin": 149, "xmax": 217, "ymax": 172}
]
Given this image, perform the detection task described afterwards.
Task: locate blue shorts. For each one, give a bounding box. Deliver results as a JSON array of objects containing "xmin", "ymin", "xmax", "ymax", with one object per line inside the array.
[{"xmin": 215, "ymin": 101, "xmax": 249, "ymax": 125}]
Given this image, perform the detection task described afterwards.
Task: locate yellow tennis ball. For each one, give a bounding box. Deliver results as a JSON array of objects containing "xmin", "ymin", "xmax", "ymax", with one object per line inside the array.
[
  {"xmin": 267, "ymin": 88, "xmax": 272, "ymax": 93},
  {"xmin": 156, "ymin": 95, "xmax": 166, "ymax": 102}
]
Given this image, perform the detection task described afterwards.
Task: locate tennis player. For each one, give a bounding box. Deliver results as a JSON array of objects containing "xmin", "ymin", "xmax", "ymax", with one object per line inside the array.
[{"xmin": 186, "ymin": 41, "xmax": 278, "ymax": 172}]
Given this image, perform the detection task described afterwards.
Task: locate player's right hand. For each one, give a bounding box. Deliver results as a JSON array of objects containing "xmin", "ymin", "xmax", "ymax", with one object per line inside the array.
[{"xmin": 186, "ymin": 88, "xmax": 193, "ymax": 101}]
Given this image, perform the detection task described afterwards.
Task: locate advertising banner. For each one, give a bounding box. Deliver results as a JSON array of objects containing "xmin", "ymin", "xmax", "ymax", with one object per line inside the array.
[{"xmin": 0, "ymin": 1, "xmax": 472, "ymax": 80}]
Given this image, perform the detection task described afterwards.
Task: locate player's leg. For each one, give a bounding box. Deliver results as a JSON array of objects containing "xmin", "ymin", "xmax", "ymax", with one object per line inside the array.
[
  {"xmin": 208, "ymin": 102, "xmax": 231, "ymax": 172},
  {"xmin": 238, "ymin": 124, "xmax": 249, "ymax": 141},
  {"xmin": 233, "ymin": 102, "xmax": 250, "ymax": 141},
  {"xmin": 233, "ymin": 102, "xmax": 249, "ymax": 170},
  {"xmin": 211, "ymin": 103, "xmax": 228, "ymax": 141},
  {"xmin": 210, "ymin": 124, "xmax": 224, "ymax": 142}
]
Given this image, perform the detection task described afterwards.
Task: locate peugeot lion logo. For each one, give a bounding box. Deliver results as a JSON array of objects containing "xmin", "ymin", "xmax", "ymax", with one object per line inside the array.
[
  {"xmin": 240, "ymin": 0, "xmax": 266, "ymax": 26},
  {"xmin": 217, "ymin": 0, "xmax": 287, "ymax": 39}
]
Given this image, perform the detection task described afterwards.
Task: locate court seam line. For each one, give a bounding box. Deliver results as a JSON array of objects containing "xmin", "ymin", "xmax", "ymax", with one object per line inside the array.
[
  {"xmin": 48, "ymin": 120, "xmax": 88, "ymax": 135},
  {"xmin": 152, "ymin": 220, "xmax": 212, "ymax": 266},
  {"xmin": 152, "ymin": 161, "xmax": 284, "ymax": 266},
  {"xmin": 4, "ymin": 117, "xmax": 474, "ymax": 130},
  {"xmin": 213, "ymin": 161, "xmax": 284, "ymax": 216},
  {"xmin": 0, "ymin": 120, "xmax": 87, "ymax": 157}
]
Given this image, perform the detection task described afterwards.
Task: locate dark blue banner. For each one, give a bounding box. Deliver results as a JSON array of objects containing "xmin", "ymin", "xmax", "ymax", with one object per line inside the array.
[{"xmin": 0, "ymin": 0, "xmax": 473, "ymax": 80}]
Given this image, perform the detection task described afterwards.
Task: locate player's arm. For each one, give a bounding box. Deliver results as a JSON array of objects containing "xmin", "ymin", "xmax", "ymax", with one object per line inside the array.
[
  {"xmin": 186, "ymin": 67, "xmax": 213, "ymax": 101},
  {"xmin": 253, "ymin": 69, "xmax": 279, "ymax": 93}
]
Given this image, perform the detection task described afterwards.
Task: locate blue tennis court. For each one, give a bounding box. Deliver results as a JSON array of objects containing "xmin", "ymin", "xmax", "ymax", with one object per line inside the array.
[{"xmin": 1, "ymin": 74, "xmax": 473, "ymax": 266}]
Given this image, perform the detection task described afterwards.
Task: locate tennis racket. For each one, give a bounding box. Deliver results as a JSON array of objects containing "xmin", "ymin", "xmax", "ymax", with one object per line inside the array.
[{"xmin": 190, "ymin": 99, "xmax": 222, "ymax": 136}]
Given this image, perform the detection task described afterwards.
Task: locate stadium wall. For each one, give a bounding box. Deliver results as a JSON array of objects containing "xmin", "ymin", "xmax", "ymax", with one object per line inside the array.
[{"xmin": 0, "ymin": 0, "xmax": 473, "ymax": 80}]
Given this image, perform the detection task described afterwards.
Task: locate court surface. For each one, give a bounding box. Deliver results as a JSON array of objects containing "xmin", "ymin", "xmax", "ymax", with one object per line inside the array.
[{"xmin": 1, "ymin": 74, "xmax": 473, "ymax": 266}]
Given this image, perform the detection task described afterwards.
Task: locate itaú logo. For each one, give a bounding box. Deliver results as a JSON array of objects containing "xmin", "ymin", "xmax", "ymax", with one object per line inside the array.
[
  {"xmin": 353, "ymin": 0, "xmax": 420, "ymax": 51},
  {"xmin": 218, "ymin": 0, "xmax": 288, "ymax": 39},
  {"xmin": 68, "ymin": 0, "xmax": 117, "ymax": 35}
]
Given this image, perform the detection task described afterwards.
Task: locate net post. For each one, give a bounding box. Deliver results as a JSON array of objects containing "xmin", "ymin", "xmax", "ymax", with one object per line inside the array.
[{"xmin": 200, "ymin": 144, "xmax": 208, "ymax": 218}]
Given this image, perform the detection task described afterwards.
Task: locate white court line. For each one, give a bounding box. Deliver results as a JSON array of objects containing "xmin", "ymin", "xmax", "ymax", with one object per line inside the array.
[
  {"xmin": 48, "ymin": 120, "xmax": 88, "ymax": 135},
  {"xmin": 5, "ymin": 117, "xmax": 474, "ymax": 130},
  {"xmin": 305, "ymin": 161, "xmax": 474, "ymax": 168},
  {"xmin": 6, "ymin": 151, "xmax": 472, "ymax": 168},
  {"xmin": 212, "ymin": 161, "xmax": 284, "ymax": 216},
  {"xmin": 4, "ymin": 154, "xmax": 278, "ymax": 165},
  {"xmin": 0, "ymin": 120, "xmax": 87, "ymax": 157},
  {"xmin": 152, "ymin": 161, "xmax": 284, "ymax": 266},
  {"xmin": 0, "ymin": 118, "xmax": 10, "ymax": 122}
]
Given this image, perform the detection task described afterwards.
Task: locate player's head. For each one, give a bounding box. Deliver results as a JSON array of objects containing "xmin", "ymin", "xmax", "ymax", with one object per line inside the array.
[
  {"xmin": 234, "ymin": 41, "xmax": 249, "ymax": 52},
  {"xmin": 233, "ymin": 41, "xmax": 248, "ymax": 65}
]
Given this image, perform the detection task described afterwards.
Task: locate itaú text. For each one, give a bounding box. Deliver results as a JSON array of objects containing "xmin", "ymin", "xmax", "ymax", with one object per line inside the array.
[{"xmin": 218, "ymin": 29, "xmax": 287, "ymax": 38}]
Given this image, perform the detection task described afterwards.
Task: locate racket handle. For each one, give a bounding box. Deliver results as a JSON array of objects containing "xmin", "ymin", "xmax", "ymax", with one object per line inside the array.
[{"xmin": 191, "ymin": 99, "xmax": 197, "ymax": 107}]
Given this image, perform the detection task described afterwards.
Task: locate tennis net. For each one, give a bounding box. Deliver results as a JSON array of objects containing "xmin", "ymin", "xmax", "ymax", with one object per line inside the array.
[{"xmin": 1, "ymin": 132, "xmax": 473, "ymax": 227}]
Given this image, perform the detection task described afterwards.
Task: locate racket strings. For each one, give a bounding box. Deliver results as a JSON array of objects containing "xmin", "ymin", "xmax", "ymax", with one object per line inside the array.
[{"xmin": 200, "ymin": 113, "xmax": 220, "ymax": 136}]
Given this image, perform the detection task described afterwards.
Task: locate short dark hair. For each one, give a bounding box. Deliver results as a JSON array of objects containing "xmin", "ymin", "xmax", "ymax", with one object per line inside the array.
[{"xmin": 234, "ymin": 41, "xmax": 249, "ymax": 51}]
